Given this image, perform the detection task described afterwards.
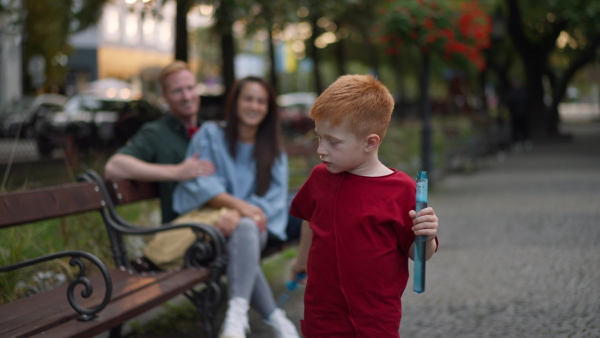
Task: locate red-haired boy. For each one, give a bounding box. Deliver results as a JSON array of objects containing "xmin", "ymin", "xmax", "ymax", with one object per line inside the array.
[{"xmin": 290, "ymin": 74, "xmax": 439, "ymax": 337}]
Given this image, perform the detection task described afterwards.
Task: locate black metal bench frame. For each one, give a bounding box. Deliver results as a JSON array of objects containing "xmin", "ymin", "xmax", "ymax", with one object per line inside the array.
[{"xmin": 0, "ymin": 170, "xmax": 227, "ymax": 338}]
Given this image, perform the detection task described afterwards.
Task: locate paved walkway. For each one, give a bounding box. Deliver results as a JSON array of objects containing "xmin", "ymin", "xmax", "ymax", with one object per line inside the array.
[
  {"xmin": 247, "ymin": 121, "xmax": 600, "ymax": 337},
  {"xmin": 120, "ymin": 121, "xmax": 599, "ymax": 338},
  {"xmin": 399, "ymin": 122, "xmax": 600, "ymax": 337}
]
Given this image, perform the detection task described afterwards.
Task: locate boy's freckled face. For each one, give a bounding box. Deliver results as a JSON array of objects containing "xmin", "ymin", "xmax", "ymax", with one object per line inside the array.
[{"xmin": 314, "ymin": 119, "xmax": 366, "ymax": 174}]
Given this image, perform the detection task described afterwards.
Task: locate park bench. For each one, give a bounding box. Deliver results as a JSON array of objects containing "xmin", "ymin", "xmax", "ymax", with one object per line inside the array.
[
  {"xmin": 0, "ymin": 170, "xmax": 228, "ymax": 338},
  {"xmin": 0, "ymin": 138, "xmax": 315, "ymax": 337}
]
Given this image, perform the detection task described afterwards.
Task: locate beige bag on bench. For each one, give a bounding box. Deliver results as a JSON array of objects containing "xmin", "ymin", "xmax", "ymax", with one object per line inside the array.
[{"xmin": 143, "ymin": 207, "xmax": 228, "ymax": 270}]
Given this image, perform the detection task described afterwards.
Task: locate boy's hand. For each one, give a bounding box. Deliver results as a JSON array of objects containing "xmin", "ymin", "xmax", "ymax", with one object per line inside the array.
[
  {"xmin": 409, "ymin": 207, "xmax": 438, "ymax": 243},
  {"xmin": 289, "ymin": 258, "xmax": 308, "ymax": 285}
]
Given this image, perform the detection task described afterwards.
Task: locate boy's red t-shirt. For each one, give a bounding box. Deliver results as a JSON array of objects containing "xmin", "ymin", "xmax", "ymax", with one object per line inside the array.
[{"xmin": 291, "ymin": 164, "xmax": 417, "ymax": 337}]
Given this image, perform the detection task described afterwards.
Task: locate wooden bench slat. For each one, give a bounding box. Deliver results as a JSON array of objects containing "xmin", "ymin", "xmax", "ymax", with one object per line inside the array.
[
  {"xmin": 0, "ymin": 269, "xmax": 181, "ymax": 332},
  {"xmin": 1, "ymin": 268, "xmax": 210, "ymax": 338},
  {"xmin": 0, "ymin": 269, "xmax": 203, "ymax": 333},
  {"xmin": 28, "ymin": 268, "xmax": 211, "ymax": 338},
  {"xmin": 0, "ymin": 182, "xmax": 104, "ymax": 228},
  {"xmin": 107, "ymin": 179, "xmax": 158, "ymax": 205}
]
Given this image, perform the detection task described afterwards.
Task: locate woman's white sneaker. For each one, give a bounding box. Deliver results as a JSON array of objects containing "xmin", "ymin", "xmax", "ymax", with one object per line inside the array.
[
  {"xmin": 264, "ymin": 308, "xmax": 300, "ymax": 338},
  {"xmin": 219, "ymin": 297, "xmax": 250, "ymax": 338}
]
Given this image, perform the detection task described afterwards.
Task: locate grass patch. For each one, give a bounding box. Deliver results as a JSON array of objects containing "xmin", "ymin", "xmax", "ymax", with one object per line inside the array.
[
  {"xmin": 0, "ymin": 198, "xmax": 159, "ymax": 304},
  {"xmin": 126, "ymin": 301, "xmax": 201, "ymax": 337},
  {"xmin": 0, "ymin": 213, "xmax": 112, "ymax": 304}
]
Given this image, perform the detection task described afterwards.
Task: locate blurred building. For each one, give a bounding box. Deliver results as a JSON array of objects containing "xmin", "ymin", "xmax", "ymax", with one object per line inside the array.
[{"xmin": 66, "ymin": 0, "xmax": 178, "ymax": 99}]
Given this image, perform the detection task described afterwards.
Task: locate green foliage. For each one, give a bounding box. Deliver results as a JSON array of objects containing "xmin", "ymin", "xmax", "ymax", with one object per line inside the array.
[
  {"xmin": 376, "ymin": 0, "xmax": 492, "ymax": 71},
  {"xmin": 0, "ymin": 199, "xmax": 156, "ymax": 304},
  {"xmin": 22, "ymin": 0, "xmax": 108, "ymax": 92},
  {"xmin": 0, "ymin": 213, "xmax": 109, "ymax": 304},
  {"xmin": 501, "ymin": 0, "xmax": 600, "ymax": 133},
  {"xmin": 127, "ymin": 301, "xmax": 199, "ymax": 337},
  {"xmin": 513, "ymin": 0, "xmax": 600, "ymax": 70}
]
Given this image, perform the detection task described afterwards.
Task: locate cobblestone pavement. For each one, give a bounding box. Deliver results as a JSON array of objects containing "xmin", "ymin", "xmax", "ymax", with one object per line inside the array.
[
  {"xmin": 399, "ymin": 122, "xmax": 600, "ymax": 338},
  {"xmin": 246, "ymin": 122, "xmax": 600, "ymax": 338}
]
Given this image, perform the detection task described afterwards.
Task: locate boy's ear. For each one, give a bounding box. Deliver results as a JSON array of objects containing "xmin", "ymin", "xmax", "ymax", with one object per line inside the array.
[{"xmin": 364, "ymin": 134, "xmax": 381, "ymax": 152}]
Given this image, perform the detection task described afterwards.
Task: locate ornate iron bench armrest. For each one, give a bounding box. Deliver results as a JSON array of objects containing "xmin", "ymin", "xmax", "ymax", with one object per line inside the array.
[
  {"xmin": 0, "ymin": 250, "xmax": 112, "ymax": 321},
  {"xmin": 77, "ymin": 170, "xmax": 227, "ymax": 273}
]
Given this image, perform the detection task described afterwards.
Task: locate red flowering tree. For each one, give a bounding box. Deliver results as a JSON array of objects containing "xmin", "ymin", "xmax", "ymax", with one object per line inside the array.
[
  {"xmin": 376, "ymin": 0, "xmax": 491, "ymax": 70},
  {"xmin": 375, "ymin": 0, "xmax": 492, "ymax": 176}
]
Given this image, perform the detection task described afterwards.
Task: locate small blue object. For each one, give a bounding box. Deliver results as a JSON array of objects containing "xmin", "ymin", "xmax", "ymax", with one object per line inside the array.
[
  {"xmin": 286, "ymin": 272, "xmax": 307, "ymax": 291},
  {"xmin": 277, "ymin": 272, "xmax": 307, "ymax": 308},
  {"xmin": 414, "ymin": 171, "xmax": 428, "ymax": 294}
]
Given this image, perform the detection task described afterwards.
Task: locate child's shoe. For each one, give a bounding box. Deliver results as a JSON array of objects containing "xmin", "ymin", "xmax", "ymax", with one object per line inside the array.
[
  {"xmin": 264, "ymin": 308, "xmax": 300, "ymax": 338},
  {"xmin": 219, "ymin": 297, "xmax": 250, "ymax": 338}
]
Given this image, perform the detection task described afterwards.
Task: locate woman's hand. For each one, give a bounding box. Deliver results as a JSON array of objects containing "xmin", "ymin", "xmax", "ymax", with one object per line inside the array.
[
  {"xmin": 216, "ymin": 209, "xmax": 241, "ymax": 237},
  {"xmin": 238, "ymin": 202, "xmax": 267, "ymax": 232},
  {"xmin": 208, "ymin": 194, "xmax": 267, "ymax": 233}
]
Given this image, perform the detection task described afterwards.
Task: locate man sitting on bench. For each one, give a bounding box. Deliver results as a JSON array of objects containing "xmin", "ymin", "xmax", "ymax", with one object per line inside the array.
[{"xmin": 104, "ymin": 61, "xmax": 214, "ymax": 271}]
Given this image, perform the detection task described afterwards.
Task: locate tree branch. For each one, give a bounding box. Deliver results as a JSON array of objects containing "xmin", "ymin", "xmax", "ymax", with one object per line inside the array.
[{"xmin": 553, "ymin": 33, "xmax": 600, "ymax": 103}]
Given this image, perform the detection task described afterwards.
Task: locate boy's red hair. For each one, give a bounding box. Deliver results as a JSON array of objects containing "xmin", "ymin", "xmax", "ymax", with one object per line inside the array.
[{"xmin": 310, "ymin": 74, "xmax": 395, "ymax": 138}]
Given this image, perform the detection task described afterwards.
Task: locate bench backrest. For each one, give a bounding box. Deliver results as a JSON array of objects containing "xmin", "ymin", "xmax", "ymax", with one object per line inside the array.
[
  {"xmin": 104, "ymin": 178, "xmax": 159, "ymax": 206},
  {"xmin": 1, "ymin": 139, "xmax": 314, "ymax": 230},
  {"xmin": 0, "ymin": 181, "xmax": 105, "ymax": 228},
  {"xmin": 0, "ymin": 178, "xmax": 160, "ymax": 230}
]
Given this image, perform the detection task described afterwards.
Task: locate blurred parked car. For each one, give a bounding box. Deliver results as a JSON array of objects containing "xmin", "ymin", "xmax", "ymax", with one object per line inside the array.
[
  {"xmin": 34, "ymin": 95, "xmax": 162, "ymax": 156},
  {"xmin": 0, "ymin": 94, "xmax": 67, "ymax": 139},
  {"xmin": 277, "ymin": 92, "xmax": 316, "ymax": 139}
]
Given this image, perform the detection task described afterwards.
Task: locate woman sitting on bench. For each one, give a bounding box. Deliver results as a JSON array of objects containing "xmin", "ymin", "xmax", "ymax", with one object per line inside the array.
[{"xmin": 172, "ymin": 76, "xmax": 300, "ymax": 338}]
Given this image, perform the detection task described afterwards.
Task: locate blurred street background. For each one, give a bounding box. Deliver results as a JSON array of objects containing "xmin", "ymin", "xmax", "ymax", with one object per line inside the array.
[{"xmin": 1, "ymin": 0, "xmax": 600, "ymax": 337}]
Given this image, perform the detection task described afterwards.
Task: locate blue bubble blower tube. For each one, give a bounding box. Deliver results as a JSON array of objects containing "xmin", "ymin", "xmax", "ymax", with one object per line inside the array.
[
  {"xmin": 276, "ymin": 272, "xmax": 307, "ymax": 308},
  {"xmin": 414, "ymin": 171, "xmax": 428, "ymax": 294}
]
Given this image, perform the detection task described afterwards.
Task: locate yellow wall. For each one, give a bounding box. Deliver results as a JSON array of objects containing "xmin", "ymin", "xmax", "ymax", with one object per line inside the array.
[
  {"xmin": 97, "ymin": 46, "xmax": 201, "ymax": 80},
  {"xmin": 98, "ymin": 46, "xmax": 173, "ymax": 79}
]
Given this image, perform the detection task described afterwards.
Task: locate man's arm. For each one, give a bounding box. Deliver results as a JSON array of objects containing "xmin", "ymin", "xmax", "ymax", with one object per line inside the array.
[{"xmin": 104, "ymin": 153, "xmax": 214, "ymax": 182}]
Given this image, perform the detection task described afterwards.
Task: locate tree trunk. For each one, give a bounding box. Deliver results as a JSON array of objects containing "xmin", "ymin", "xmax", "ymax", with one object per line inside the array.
[
  {"xmin": 524, "ymin": 65, "xmax": 546, "ymax": 135},
  {"xmin": 549, "ymin": 34, "xmax": 600, "ymax": 134},
  {"xmin": 367, "ymin": 38, "xmax": 380, "ymax": 79},
  {"xmin": 308, "ymin": 24, "xmax": 323, "ymax": 93},
  {"xmin": 174, "ymin": 0, "xmax": 188, "ymax": 62},
  {"xmin": 334, "ymin": 40, "xmax": 346, "ymax": 77},
  {"xmin": 214, "ymin": 0, "xmax": 236, "ymax": 96},
  {"xmin": 420, "ymin": 52, "xmax": 432, "ymax": 176},
  {"xmin": 506, "ymin": 0, "xmax": 552, "ymax": 137},
  {"xmin": 308, "ymin": 33, "xmax": 323, "ymax": 93},
  {"xmin": 334, "ymin": 22, "xmax": 346, "ymax": 77},
  {"xmin": 389, "ymin": 52, "xmax": 405, "ymax": 104},
  {"xmin": 220, "ymin": 32, "xmax": 235, "ymax": 97},
  {"xmin": 308, "ymin": 3, "xmax": 323, "ymax": 94},
  {"xmin": 267, "ymin": 27, "xmax": 278, "ymax": 93}
]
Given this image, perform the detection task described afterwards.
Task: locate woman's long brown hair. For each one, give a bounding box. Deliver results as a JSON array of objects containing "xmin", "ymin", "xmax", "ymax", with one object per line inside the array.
[{"xmin": 223, "ymin": 76, "xmax": 281, "ymax": 196}]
